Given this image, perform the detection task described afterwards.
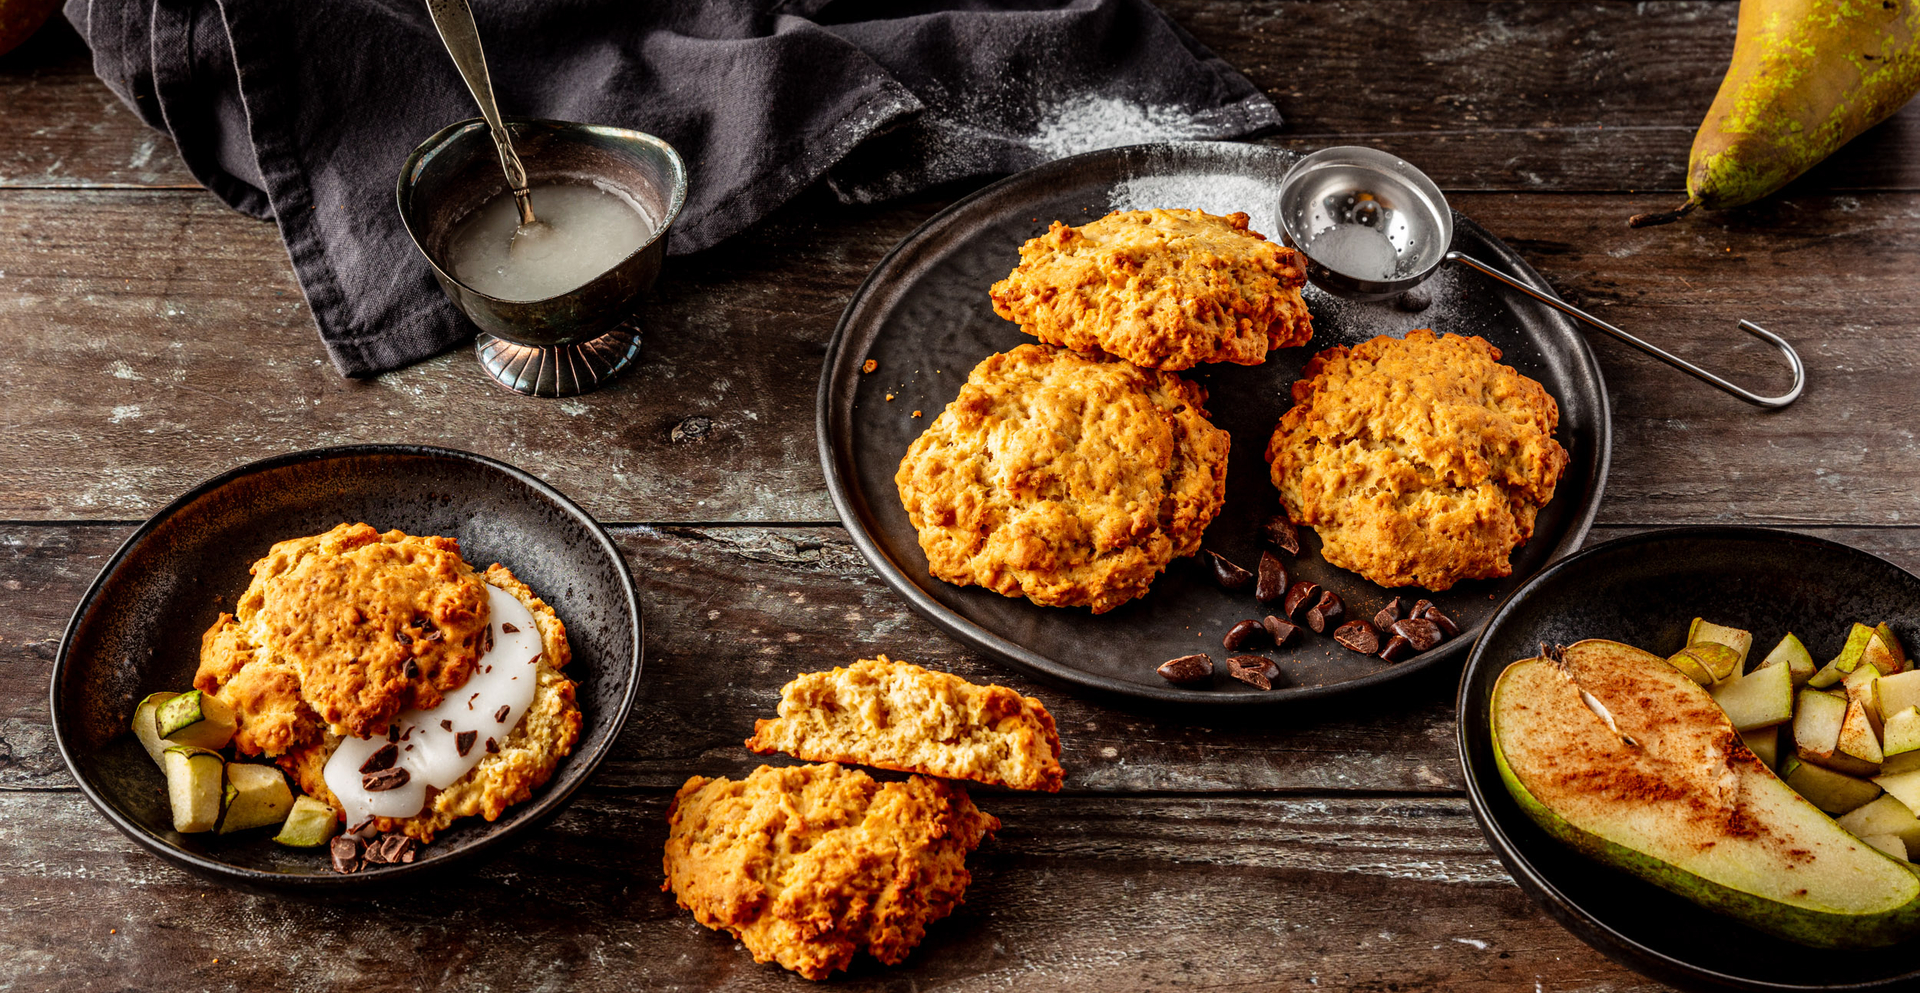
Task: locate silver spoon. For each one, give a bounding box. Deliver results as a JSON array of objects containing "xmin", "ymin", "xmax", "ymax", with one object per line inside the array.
[{"xmin": 424, "ymin": 0, "xmax": 552, "ymax": 253}]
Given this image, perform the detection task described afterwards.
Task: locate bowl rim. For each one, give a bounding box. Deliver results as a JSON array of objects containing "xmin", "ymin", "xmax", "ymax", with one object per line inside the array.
[
  {"xmin": 48, "ymin": 443, "xmax": 644, "ymax": 888},
  {"xmin": 1455, "ymin": 524, "xmax": 1920, "ymax": 991}
]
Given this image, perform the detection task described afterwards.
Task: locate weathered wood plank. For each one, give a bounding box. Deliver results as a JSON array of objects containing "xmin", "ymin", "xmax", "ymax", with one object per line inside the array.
[
  {"xmin": 3, "ymin": 4, "xmax": 1915, "ymax": 195},
  {"xmin": 0, "ymin": 790, "xmax": 1662, "ymax": 992},
  {"xmin": 1, "ymin": 188, "xmax": 1915, "ymax": 525}
]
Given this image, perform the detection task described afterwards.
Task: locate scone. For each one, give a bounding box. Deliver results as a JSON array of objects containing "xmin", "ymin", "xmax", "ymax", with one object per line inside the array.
[
  {"xmin": 988, "ymin": 208, "xmax": 1312, "ymax": 370},
  {"xmin": 896, "ymin": 343, "xmax": 1230, "ymax": 613},
  {"xmin": 745, "ymin": 656, "xmax": 1063, "ymax": 792},
  {"xmin": 663, "ymin": 763, "xmax": 999, "ymax": 980},
  {"xmin": 1265, "ymin": 329, "xmax": 1569, "ymax": 590}
]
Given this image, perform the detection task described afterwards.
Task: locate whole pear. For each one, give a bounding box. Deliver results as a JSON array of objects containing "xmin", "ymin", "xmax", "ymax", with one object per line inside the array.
[{"xmin": 1631, "ymin": 0, "xmax": 1920, "ymax": 226}]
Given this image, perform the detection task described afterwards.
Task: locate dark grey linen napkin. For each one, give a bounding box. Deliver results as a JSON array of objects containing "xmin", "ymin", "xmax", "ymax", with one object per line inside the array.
[{"xmin": 66, "ymin": 0, "xmax": 1281, "ymax": 377}]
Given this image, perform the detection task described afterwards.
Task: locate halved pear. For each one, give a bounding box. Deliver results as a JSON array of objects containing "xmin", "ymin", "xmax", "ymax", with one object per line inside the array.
[
  {"xmin": 1491, "ymin": 639, "xmax": 1920, "ymax": 947},
  {"xmin": 1687, "ymin": 619, "xmax": 1753, "ymax": 669},
  {"xmin": 1838, "ymin": 795, "xmax": 1920, "ymax": 853},
  {"xmin": 1759, "ymin": 633, "xmax": 1816, "ymax": 686},
  {"xmin": 1713, "ymin": 661, "xmax": 1794, "ymax": 730},
  {"xmin": 130, "ymin": 691, "xmax": 180, "ymax": 766}
]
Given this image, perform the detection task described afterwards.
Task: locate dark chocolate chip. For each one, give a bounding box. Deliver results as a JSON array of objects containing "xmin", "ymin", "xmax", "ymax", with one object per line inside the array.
[
  {"xmin": 349, "ymin": 817, "xmax": 375, "ymax": 835},
  {"xmin": 1378, "ymin": 635, "xmax": 1416, "ymax": 663},
  {"xmin": 1255, "ymin": 552, "xmax": 1290, "ymax": 604},
  {"xmin": 404, "ymin": 659, "xmax": 419, "ymax": 679},
  {"xmin": 1262, "ymin": 616, "xmax": 1298, "ymax": 647},
  {"xmin": 362, "ymin": 766, "xmax": 411, "ymax": 792},
  {"xmin": 330, "ymin": 836, "xmax": 361, "ymax": 874},
  {"xmin": 1283, "ymin": 581, "xmax": 1320, "ymax": 620},
  {"xmin": 387, "ymin": 724, "xmax": 399, "ymax": 743},
  {"xmin": 401, "ymin": 845, "xmax": 417, "ymax": 864},
  {"xmin": 1334, "ymin": 621, "xmax": 1380, "ymax": 654},
  {"xmin": 395, "ymin": 630, "xmax": 413, "ymax": 645},
  {"xmin": 456, "ymin": 730, "xmax": 477, "ymax": 756},
  {"xmin": 481, "ymin": 626, "xmax": 494, "ymax": 655},
  {"xmin": 1262, "ymin": 516, "xmax": 1301, "ymax": 555},
  {"xmin": 485, "ymin": 737, "xmax": 499, "ymax": 754},
  {"xmin": 439, "ymin": 719, "xmax": 453, "ymax": 732},
  {"xmin": 1411, "ymin": 599, "xmax": 1436, "ymax": 620},
  {"xmin": 1206, "ymin": 550, "xmax": 1254, "ymax": 591},
  {"xmin": 1222, "ymin": 619, "xmax": 1267, "ymax": 652},
  {"xmin": 1306, "ymin": 590, "xmax": 1345, "ymax": 633},
  {"xmin": 1391, "ymin": 617, "xmax": 1444, "ymax": 651},
  {"xmin": 1424, "ymin": 606, "xmax": 1460, "ymax": 639},
  {"xmin": 1373, "ymin": 597, "xmax": 1403, "ymax": 630},
  {"xmin": 501, "ymin": 622, "xmax": 519, "ymax": 633},
  {"xmin": 413, "ymin": 615, "xmax": 430, "ymax": 628},
  {"xmin": 359, "ymin": 743, "xmax": 397, "ymax": 774},
  {"xmin": 494, "ymin": 705, "xmax": 510, "ymax": 724},
  {"xmin": 425, "ymin": 629, "xmax": 443, "ymax": 642},
  {"xmin": 399, "ymin": 727, "xmax": 411, "ymax": 741},
  {"xmin": 1157, "ymin": 654, "xmax": 1213, "ymax": 686},
  {"xmin": 1227, "ymin": 655, "xmax": 1281, "ymax": 690}
]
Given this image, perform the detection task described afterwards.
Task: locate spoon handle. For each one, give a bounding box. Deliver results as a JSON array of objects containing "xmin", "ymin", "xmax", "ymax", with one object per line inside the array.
[{"xmin": 425, "ymin": 0, "xmax": 530, "ymax": 196}]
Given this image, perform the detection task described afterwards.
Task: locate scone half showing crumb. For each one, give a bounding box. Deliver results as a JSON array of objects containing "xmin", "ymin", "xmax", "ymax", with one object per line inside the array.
[
  {"xmin": 663, "ymin": 763, "xmax": 999, "ymax": 980},
  {"xmin": 989, "ymin": 208, "xmax": 1312, "ymax": 370},
  {"xmin": 896, "ymin": 343, "xmax": 1230, "ymax": 614},
  {"xmin": 746, "ymin": 655, "xmax": 1063, "ymax": 792},
  {"xmin": 1265, "ymin": 329, "xmax": 1570, "ymax": 591}
]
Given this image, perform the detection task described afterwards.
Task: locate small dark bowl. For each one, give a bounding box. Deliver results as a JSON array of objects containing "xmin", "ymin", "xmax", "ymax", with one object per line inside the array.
[
  {"xmin": 1459, "ymin": 526, "xmax": 1920, "ymax": 991},
  {"xmin": 50, "ymin": 446, "xmax": 643, "ymax": 889},
  {"xmin": 397, "ymin": 117, "xmax": 687, "ymax": 346}
]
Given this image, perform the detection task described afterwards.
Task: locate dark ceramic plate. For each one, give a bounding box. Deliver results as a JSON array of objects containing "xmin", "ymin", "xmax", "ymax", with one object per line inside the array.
[
  {"xmin": 818, "ymin": 141, "xmax": 1610, "ymax": 706},
  {"xmin": 51, "ymin": 446, "xmax": 642, "ymax": 888},
  {"xmin": 1459, "ymin": 527, "xmax": 1920, "ymax": 991}
]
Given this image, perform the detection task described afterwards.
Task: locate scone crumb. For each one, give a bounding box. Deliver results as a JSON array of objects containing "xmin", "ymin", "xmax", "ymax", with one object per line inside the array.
[{"xmin": 862, "ymin": 359, "xmax": 877, "ymax": 373}]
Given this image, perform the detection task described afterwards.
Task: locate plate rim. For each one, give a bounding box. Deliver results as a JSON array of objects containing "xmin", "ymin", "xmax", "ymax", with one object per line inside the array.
[
  {"xmin": 1455, "ymin": 524, "xmax": 1920, "ymax": 991},
  {"xmin": 48, "ymin": 443, "xmax": 644, "ymax": 888},
  {"xmin": 817, "ymin": 139, "xmax": 1612, "ymax": 707}
]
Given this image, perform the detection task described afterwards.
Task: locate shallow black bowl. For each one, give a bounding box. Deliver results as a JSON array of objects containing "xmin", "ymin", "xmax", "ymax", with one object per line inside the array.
[
  {"xmin": 50, "ymin": 446, "xmax": 643, "ymax": 889},
  {"xmin": 1459, "ymin": 527, "xmax": 1920, "ymax": 991}
]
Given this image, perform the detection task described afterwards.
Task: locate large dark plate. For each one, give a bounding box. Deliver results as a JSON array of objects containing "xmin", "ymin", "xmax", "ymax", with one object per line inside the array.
[
  {"xmin": 818, "ymin": 141, "xmax": 1610, "ymax": 705},
  {"xmin": 50, "ymin": 445, "xmax": 643, "ymax": 889},
  {"xmin": 1459, "ymin": 527, "xmax": 1920, "ymax": 991}
]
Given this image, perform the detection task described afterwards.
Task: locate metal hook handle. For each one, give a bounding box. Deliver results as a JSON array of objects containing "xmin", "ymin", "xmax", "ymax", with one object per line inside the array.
[{"xmin": 1444, "ymin": 251, "xmax": 1805, "ymax": 409}]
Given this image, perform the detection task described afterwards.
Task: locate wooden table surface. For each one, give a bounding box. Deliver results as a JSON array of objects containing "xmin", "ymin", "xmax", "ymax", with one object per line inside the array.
[{"xmin": 4, "ymin": 3, "xmax": 1918, "ymax": 990}]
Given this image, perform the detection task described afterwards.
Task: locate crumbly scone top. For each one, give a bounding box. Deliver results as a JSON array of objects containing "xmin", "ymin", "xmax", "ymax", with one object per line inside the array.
[
  {"xmin": 895, "ymin": 344, "xmax": 1230, "ymax": 613},
  {"xmin": 1265, "ymin": 329, "xmax": 1569, "ymax": 590},
  {"xmin": 988, "ymin": 208, "xmax": 1312, "ymax": 370}
]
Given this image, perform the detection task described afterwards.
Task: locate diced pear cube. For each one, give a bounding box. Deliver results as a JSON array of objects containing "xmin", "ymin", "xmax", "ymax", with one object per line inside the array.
[
  {"xmin": 1873, "ymin": 769, "xmax": 1920, "ymax": 816},
  {"xmin": 1678, "ymin": 642, "xmax": 1742, "ymax": 683},
  {"xmin": 1860, "ymin": 833, "xmax": 1908, "ymax": 861},
  {"xmin": 1787, "ymin": 761, "xmax": 1883, "ymax": 815},
  {"xmin": 1836, "ymin": 697, "xmax": 1886, "ymax": 768},
  {"xmin": 1795, "ymin": 689, "xmax": 1848, "ymax": 763},
  {"xmin": 1741, "ymin": 726, "xmax": 1780, "ymax": 769},
  {"xmin": 218, "ymin": 763, "xmax": 294, "ymax": 834},
  {"xmin": 1845, "ymin": 667, "xmax": 1886, "ymax": 738},
  {"xmin": 1879, "ymin": 671, "xmax": 1920, "ymax": 722},
  {"xmin": 156, "ymin": 690, "xmax": 237, "ymax": 751},
  {"xmin": 272, "ymin": 796, "xmax": 341, "ymax": 848},
  {"xmin": 1863, "ymin": 624, "xmax": 1909, "ymax": 676},
  {"xmin": 1883, "ymin": 707, "xmax": 1920, "ymax": 759},
  {"xmin": 1831, "ymin": 623, "xmax": 1878, "ymax": 676},
  {"xmin": 1687, "ymin": 619, "xmax": 1753, "ymax": 670},
  {"xmin": 1836, "ymin": 794, "xmax": 1920, "ymax": 852},
  {"xmin": 1714, "ymin": 660, "xmax": 1794, "ymax": 730},
  {"xmin": 1758, "ymin": 633, "xmax": 1816, "ymax": 686},
  {"xmin": 131, "ymin": 691, "xmax": 179, "ymax": 766},
  {"xmin": 162, "ymin": 746, "xmax": 224, "ymax": 833}
]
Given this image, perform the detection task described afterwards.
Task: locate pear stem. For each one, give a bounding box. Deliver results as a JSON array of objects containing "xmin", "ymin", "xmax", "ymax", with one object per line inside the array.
[{"xmin": 1627, "ymin": 199, "xmax": 1697, "ymax": 229}]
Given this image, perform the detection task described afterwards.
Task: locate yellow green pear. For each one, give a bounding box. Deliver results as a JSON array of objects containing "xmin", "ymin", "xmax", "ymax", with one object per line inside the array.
[{"xmin": 1631, "ymin": 0, "xmax": 1920, "ymax": 226}]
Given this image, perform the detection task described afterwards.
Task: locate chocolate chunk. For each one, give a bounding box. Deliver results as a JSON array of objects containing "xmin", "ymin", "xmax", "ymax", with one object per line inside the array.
[
  {"xmin": 1411, "ymin": 599, "xmax": 1436, "ymax": 620},
  {"xmin": 404, "ymin": 659, "xmax": 419, "ymax": 679},
  {"xmin": 1333, "ymin": 621, "xmax": 1380, "ymax": 654},
  {"xmin": 330, "ymin": 836, "xmax": 361, "ymax": 874},
  {"xmin": 387, "ymin": 724, "xmax": 399, "ymax": 743},
  {"xmin": 1157, "ymin": 654, "xmax": 1213, "ymax": 686},
  {"xmin": 1306, "ymin": 590, "xmax": 1345, "ymax": 634},
  {"xmin": 494, "ymin": 705, "xmax": 510, "ymax": 724},
  {"xmin": 1222, "ymin": 619, "xmax": 1267, "ymax": 652},
  {"xmin": 1424, "ymin": 606, "xmax": 1461, "ymax": 639},
  {"xmin": 1391, "ymin": 617, "xmax": 1444, "ymax": 651},
  {"xmin": 399, "ymin": 727, "xmax": 411, "ymax": 741},
  {"xmin": 1206, "ymin": 550, "xmax": 1254, "ymax": 592},
  {"xmin": 485, "ymin": 737, "xmax": 499, "ymax": 754},
  {"xmin": 1262, "ymin": 516, "xmax": 1301, "ymax": 555},
  {"xmin": 413, "ymin": 615, "xmax": 430, "ymax": 628},
  {"xmin": 1262, "ymin": 615, "xmax": 1298, "ymax": 647},
  {"xmin": 1227, "ymin": 655, "xmax": 1282, "ymax": 690},
  {"xmin": 348, "ymin": 817, "xmax": 375, "ymax": 835},
  {"xmin": 425, "ymin": 629, "xmax": 443, "ymax": 642},
  {"xmin": 1255, "ymin": 552, "xmax": 1290, "ymax": 605},
  {"xmin": 1283, "ymin": 581, "xmax": 1320, "ymax": 621},
  {"xmin": 481, "ymin": 626, "xmax": 494, "ymax": 655},
  {"xmin": 377, "ymin": 834, "xmax": 412, "ymax": 864},
  {"xmin": 456, "ymin": 730, "xmax": 477, "ymax": 756},
  {"xmin": 362, "ymin": 766, "xmax": 411, "ymax": 792},
  {"xmin": 501, "ymin": 622, "xmax": 519, "ymax": 633},
  {"xmin": 1373, "ymin": 597, "xmax": 1403, "ymax": 630},
  {"xmin": 439, "ymin": 719, "xmax": 453, "ymax": 732},
  {"xmin": 1378, "ymin": 635, "xmax": 1416, "ymax": 663},
  {"xmin": 359, "ymin": 743, "xmax": 397, "ymax": 774},
  {"xmin": 395, "ymin": 630, "xmax": 413, "ymax": 645}
]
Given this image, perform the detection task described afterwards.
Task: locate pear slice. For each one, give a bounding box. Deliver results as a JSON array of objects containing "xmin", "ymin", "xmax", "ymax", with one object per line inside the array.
[
  {"xmin": 1492, "ymin": 639, "xmax": 1920, "ymax": 947},
  {"xmin": 1884, "ymin": 708, "xmax": 1920, "ymax": 759},
  {"xmin": 1795, "ymin": 689, "xmax": 1849, "ymax": 764},
  {"xmin": 217, "ymin": 763, "xmax": 294, "ymax": 834},
  {"xmin": 130, "ymin": 691, "xmax": 180, "ymax": 766},
  {"xmin": 1863, "ymin": 625, "xmax": 1910, "ymax": 677},
  {"xmin": 1785, "ymin": 761, "xmax": 1883, "ymax": 815},
  {"xmin": 1713, "ymin": 660, "xmax": 1794, "ymax": 730},
  {"xmin": 272, "ymin": 796, "xmax": 340, "ymax": 848},
  {"xmin": 156, "ymin": 690, "xmax": 236, "ymax": 751},
  {"xmin": 162, "ymin": 746, "xmax": 224, "ymax": 833},
  {"xmin": 1838, "ymin": 795, "xmax": 1920, "ymax": 853},
  {"xmin": 1742, "ymin": 726, "xmax": 1781, "ymax": 769},
  {"xmin": 1687, "ymin": 619, "xmax": 1753, "ymax": 669},
  {"xmin": 1759, "ymin": 633, "xmax": 1817, "ymax": 686}
]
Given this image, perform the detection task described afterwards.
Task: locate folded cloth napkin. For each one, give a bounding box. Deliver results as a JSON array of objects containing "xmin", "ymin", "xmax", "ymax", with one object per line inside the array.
[{"xmin": 67, "ymin": 0, "xmax": 1281, "ymax": 377}]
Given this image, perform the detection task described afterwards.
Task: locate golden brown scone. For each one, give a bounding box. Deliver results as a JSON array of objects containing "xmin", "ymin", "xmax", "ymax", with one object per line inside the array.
[
  {"xmin": 746, "ymin": 656, "xmax": 1062, "ymax": 792},
  {"xmin": 1265, "ymin": 330, "xmax": 1570, "ymax": 590},
  {"xmin": 662, "ymin": 763, "xmax": 998, "ymax": 980},
  {"xmin": 988, "ymin": 208, "xmax": 1312, "ymax": 370},
  {"xmin": 896, "ymin": 344, "xmax": 1230, "ymax": 613},
  {"xmin": 196, "ymin": 523, "xmax": 492, "ymax": 741},
  {"xmin": 278, "ymin": 564, "xmax": 582, "ymax": 844}
]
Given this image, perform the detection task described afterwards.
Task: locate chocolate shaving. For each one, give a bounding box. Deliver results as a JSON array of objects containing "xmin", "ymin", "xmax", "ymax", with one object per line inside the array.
[
  {"xmin": 349, "ymin": 817, "xmax": 375, "ymax": 835},
  {"xmin": 468, "ymin": 692, "xmax": 478, "ymax": 709},
  {"xmin": 485, "ymin": 737, "xmax": 499, "ymax": 754},
  {"xmin": 387, "ymin": 724, "xmax": 399, "ymax": 743},
  {"xmin": 426, "ymin": 629, "xmax": 442, "ymax": 642},
  {"xmin": 413, "ymin": 615, "xmax": 430, "ymax": 628},
  {"xmin": 501, "ymin": 622, "xmax": 519, "ymax": 633},
  {"xmin": 404, "ymin": 744, "xmax": 413, "ymax": 752},
  {"xmin": 481, "ymin": 626, "xmax": 494, "ymax": 655},
  {"xmin": 529, "ymin": 654, "xmax": 541, "ymax": 666},
  {"xmin": 362, "ymin": 766, "xmax": 410, "ymax": 792},
  {"xmin": 359, "ymin": 743, "xmax": 398, "ymax": 774},
  {"xmin": 456, "ymin": 730, "xmax": 477, "ymax": 756},
  {"xmin": 439, "ymin": 719, "xmax": 453, "ymax": 731},
  {"xmin": 330, "ymin": 836, "xmax": 361, "ymax": 874},
  {"xmin": 399, "ymin": 727, "xmax": 411, "ymax": 741},
  {"xmin": 395, "ymin": 630, "xmax": 413, "ymax": 645},
  {"xmin": 494, "ymin": 705, "xmax": 510, "ymax": 724},
  {"xmin": 404, "ymin": 659, "xmax": 419, "ymax": 679}
]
